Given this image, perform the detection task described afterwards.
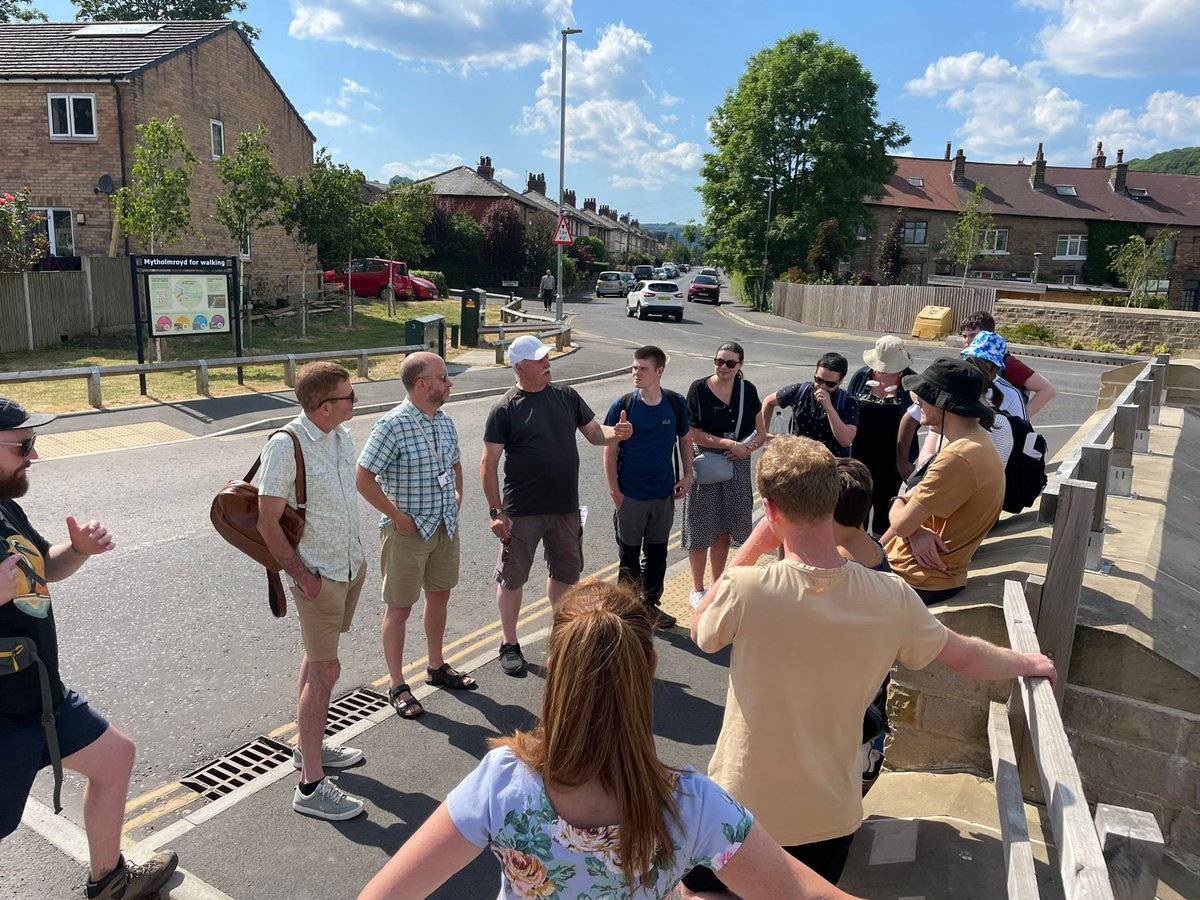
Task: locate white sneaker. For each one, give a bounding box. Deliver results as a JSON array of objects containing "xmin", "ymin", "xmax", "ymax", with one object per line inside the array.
[
  {"xmin": 689, "ymin": 588, "xmax": 707, "ymax": 609},
  {"xmin": 292, "ymin": 742, "xmax": 364, "ymax": 770},
  {"xmin": 292, "ymin": 776, "xmax": 364, "ymax": 821}
]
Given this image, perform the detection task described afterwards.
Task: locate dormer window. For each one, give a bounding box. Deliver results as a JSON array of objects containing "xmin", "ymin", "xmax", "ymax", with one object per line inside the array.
[
  {"xmin": 1128, "ymin": 187, "xmax": 1149, "ymax": 198},
  {"xmin": 906, "ymin": 176, "xmax": 924, "ymax": 187},
  {"xmin": 1053, "ymin": 185, "xmax": 1077, "ymax": 196}
]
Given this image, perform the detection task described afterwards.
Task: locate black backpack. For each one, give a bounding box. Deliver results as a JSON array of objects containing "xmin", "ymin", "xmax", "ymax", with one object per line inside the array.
[
  {"xmin": 616, "ymin": 389, "xmax": 687, "ymax": 480},
  {"xmin": 1001, "ymin": 412, "xmax": 1047, "ymax": 513}
]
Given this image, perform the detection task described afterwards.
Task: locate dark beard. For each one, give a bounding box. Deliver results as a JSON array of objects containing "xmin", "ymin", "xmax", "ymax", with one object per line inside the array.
[{"xmin": 0, "ymin": 468, "xmax": 29, "ymax": 499}]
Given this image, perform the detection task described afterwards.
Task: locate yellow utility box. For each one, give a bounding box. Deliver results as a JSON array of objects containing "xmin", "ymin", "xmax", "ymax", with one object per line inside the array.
[{"xmin": 911, "ymin": 306, "xmax": 954, "ymax": 340}]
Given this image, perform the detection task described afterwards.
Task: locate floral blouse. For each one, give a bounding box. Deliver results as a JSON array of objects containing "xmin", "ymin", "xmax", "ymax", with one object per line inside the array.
[{"xmin": 447, "ymin": 747, "xmax": 754, "ymax": 899}]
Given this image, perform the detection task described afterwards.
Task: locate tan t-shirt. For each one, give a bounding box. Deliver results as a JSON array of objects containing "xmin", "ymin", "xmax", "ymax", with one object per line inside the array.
[
  {"xmin": 886, "ymin": 431, "xmax": 1004, "ymax": 592},
  {"xmin": 697, "ymin": 559, "xmax": 948, "ymax": 845}
]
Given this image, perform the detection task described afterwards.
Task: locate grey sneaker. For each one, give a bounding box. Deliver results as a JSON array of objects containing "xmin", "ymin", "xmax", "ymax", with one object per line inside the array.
[
  {"xmin": 86, "ymin": 851, "xmax": 178, "ymax": 900},
  {"xmin": 689, "ymin": 588, "xmax": 707, "ymax": 609},
  {"xmin": 292, "ymin": 777, "xmax": 365, "ymax": 821},
  {"xmin": 499, "ymin": 641, "xmax": 527, "ymax": 676},
  {"xmin": 292, "ymin": 742, "xmax": 364, "ymax": 770}
]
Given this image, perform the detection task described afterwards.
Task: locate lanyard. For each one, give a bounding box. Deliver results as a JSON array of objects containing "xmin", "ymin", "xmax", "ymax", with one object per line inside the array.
[{"xmin": 414, "ymin": 414, "xmax": 449, "ymax": 473}]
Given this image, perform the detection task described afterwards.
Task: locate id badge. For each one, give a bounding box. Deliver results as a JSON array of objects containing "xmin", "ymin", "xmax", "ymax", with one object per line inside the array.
[{"xmin": 437, "ymin": 470, "xmax": 454, "ymax": 489}]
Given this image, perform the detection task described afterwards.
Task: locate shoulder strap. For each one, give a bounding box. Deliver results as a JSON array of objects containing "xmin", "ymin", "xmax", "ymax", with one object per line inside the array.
[
  {"xmin": 241, "ymin": 427, "xmax": 307, "ymax": 512},
  {"xmin": 619, "ymin": 391, "xmax": 636, "ymax": 417},
  {"xmin": 733, "ymin": 378, "xmax": 746, "ymax": 437}
]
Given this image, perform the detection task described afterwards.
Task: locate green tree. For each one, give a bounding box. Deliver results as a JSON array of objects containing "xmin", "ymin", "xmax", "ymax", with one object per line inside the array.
[
  {"xmin": 116, "ymin": 115, "xmax": 198, "ymax": 252},
  {"xmin": 279, "ymin": 148, "xmax": 367, "ymax": 271},
  {"xmin": 0, "ymin": 188, "xmax": 49, "ymax": 272},
  {"xmin": 387, "ymin": 174, "xmax": 414, "ymax": 186},
  {"xmin": 1108, "ymin": 229, "xmax": 1177, "ymax": 303},
  {"xmin": 572, "ymin": 234, "xmax": 607, "ymax": 264},
  {"xmin": 876, "ymin": 211, "xmax": 907, "ymax": 285},
  {"xmin": 663, "ymin": 236, "xmax": 691, "ymax": 265},
  {"xmin": 0, "ymin": 1, "xmax": 46, "ymax": 21},
  {"xmin": 367, "ymin": 182, "xmax": 434, "ymax": 266},
  {"xmin": 939, "ymin": 182, "xmax": 992, "ymax": 285},
  {"xmin": 71, "ymin": 0, "xmax": 259, "ymax": 41},
  {"xmin": 1127, "ymin": 147, "xmax": 1200, "ymax": 176},
  {"xmin": 699, "ymin": 31, "xmax": 907, "ymax": 279},
  {"xmin": 425, "ymin": 201, "xmax": 483, "ymax": 288},
  {"xmin": 805, "ymin": 218, "xmax": 843, "ymax": 278},
  {"xmin": 481, "ymin": 201, "xmax": 525, "ymax": 282}
]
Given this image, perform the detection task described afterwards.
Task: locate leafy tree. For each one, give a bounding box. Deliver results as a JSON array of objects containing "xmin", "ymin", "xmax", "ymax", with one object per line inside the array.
[
  {"xmin": 522, "ymin": 211, "xmax": 556, "ymax": 281},
  {"xmin": 278, "ymin": 148, "xmax": 367, "ymax": 271},
  {"xmin": 1083, "ymin": 220, "xmax": 1142, "ymax": 285},
  {"xmin": 367, "ymin": 182, "xmax": 434, "ymax": 265},
  {"xmin": 0, "ymin": 189, "xmax": 49, "ymax": 272},
  {"xmin": 805, "ymin": 218, "xmax": 843, "ymax": 278},
  {"xmin": 876, "ymin": 211, "xmax": 907, "ymax": 285},
  {"xmin": 387, "ymin": 174, "xmax": 414, "ymax": 186},
  {"xmin": 939, "ymin": 182, "xmax": 992, "ymax": 285},
  {"xmin": 0, "ymin": 1, "xmax": 46, "ymax": 21},
  {"xmin": 116, "ymin": 116, "xmax": 198, "ymax": 252},
  {"xmin": 699, "ymin": 31, "xmax": 907, "ymax": 279},
  {"xmin": 71, "ymin": 0, "xmax": 259, "ymax": 42},
  {"xmin": 1127, "ymin": 147, "xmax": 1200, "ymax": 176},
  {"xmin": 1108, "ymin": 229, "xmax": 1177, "ymax": 303},
  {"xmin": 572, "ymin": 234, "xmax": 607, "ymax": 264},
  {"xmin": 425, "ymin": 201, "xmax": 483, "ymax": 287},
  {"xmin": 480, "ymin": 201, "xmax": 525, "ymax": 282},
  {"xmin": 663, "ymin": 236, "xmax": 691, "ymax": 265}
]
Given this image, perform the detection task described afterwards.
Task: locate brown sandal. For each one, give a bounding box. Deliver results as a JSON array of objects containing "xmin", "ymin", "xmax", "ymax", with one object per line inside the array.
[
  {"xmin": 388, "ymin": 683, "xmax": 424, "ymax": 719},
  {"xmin": 426, "ymin": 663, "xmax": 478, "ymax": 691}
]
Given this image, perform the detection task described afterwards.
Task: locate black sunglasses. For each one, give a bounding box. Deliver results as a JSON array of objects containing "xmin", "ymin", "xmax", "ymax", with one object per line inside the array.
[
  {"xmin": 713, "ymin": 358, "xmax": 741, "ymax": 369},
  {"xmin": 0, "ymin": 435, "xmax": 36, "ymax": 456},
  {"xmin": 814, "ymin": 375, "xmax": 842, "ymax": 389},
  {"xmin": 323, "ymin": 390, "xmax": 357, "ymax": 404}
]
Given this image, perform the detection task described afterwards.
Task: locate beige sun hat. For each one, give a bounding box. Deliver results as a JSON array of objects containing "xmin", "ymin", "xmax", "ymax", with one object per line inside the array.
[{"xmin": 862, "ymin": 335, "xmax": 912, "ymax": 374}]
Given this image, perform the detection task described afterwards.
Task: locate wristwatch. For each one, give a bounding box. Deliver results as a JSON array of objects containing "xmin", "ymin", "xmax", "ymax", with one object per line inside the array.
[{"xmin": 488, "ymin": 506, "xmax": 503, "ymax": 519}]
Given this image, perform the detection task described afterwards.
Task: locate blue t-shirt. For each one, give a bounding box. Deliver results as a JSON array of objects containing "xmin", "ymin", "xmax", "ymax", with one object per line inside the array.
[
  {"xmin": 604, "ymin": 390, "xmax": 688, "ymax": 501},
  {"xmin": 447, "ymin": 747, "xmax": 754, "ymax": 900}
]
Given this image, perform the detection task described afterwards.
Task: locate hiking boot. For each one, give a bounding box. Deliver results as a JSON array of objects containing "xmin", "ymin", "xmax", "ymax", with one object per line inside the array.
[
  {"xmin": 292, "ymin": 742, "xmax": 364, "ymax": 770},
  {"xmin": 85, "ymin": 851, "xmax": 178, "ymax": 900},
  {"xmin": 645, "ymin": 602, "xmax": 677, "ymax": 629},
  {"xmin": 292, "ymin": 776, "xmax": 365, "ymax": 821},
  {"xmin": 498, "ymin": 641, "xmax": 527, "ymax": 676},
  {"xmin": 688, "ymin": 588, "xmax": 707, "ymax": 609}
]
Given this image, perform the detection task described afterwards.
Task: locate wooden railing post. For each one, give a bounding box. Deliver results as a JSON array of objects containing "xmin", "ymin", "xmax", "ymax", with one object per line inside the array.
[
  {"xmin": 1041, "ymin": 478, "xmax": 1095, "ymax": 709},
  {"xmin": 1132, "ymin": 379, "xmax": 1152, "ymax": 455},
  {"xmin": 1094, "ymin": 804, "xmax": 1164, "ymax": 900},
  {"xmin": 357, "ymin": 351, "xmax": 369, "ymax": 379},
  {"xmin": 195, "ymin": 360, "xmax": 210, "ymax": 398},
  {"xmin": 988, "ymin": 702, "xmax": 1040, "ymax": 899},
  {"xmin": 1110, "ymin": 405, "xmax": 1136, "ymax": 498},
  {"xmin": 1149, "ymin": 363, "xmax": 1166, "ymax": 425},
  {"xmin": 86, "ymin": 366, "xmax": 102, "ymax": 410},
  {"xmin": 1079, "ymin": 444, "xmax": 1111, "ymax": 574},
  {"xmin": 1009, "ymin": 575, "xmax": 1045, "ymax": 803},
  {"xmin": 284, "ymin": 355, "xmax": 297, "ymax": 388}
]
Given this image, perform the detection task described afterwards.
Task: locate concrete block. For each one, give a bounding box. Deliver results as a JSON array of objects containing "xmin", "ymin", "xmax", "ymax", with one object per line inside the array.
[
  {"xmin": 1064, "ymin": 686, "xmax": 1186, "ymax": 756},
  {"xmin": 919, "ymin": 693, "xmax": 988, "ymax": 739},
  {"xmin": 885, "ymin": 726, "xmax": 990, "ymax": 774},
  {"xmin": 895, "ymin": 661, "xmax": 1000, "ymax": 704},
  {"xmin": 1184, "ymin": 723, "xmax": 1200, "ymax": 767},
  {"xmin": 1168, "ymin": 807, "xmax": 1200, "ymax": 861},
  {"xmin": 888, "ymin": 684, "xmax": 923, "ymax": 727},
  {"xmin": 1073, "ymin": 733, "xmax": 1174, "ymax": 804}
]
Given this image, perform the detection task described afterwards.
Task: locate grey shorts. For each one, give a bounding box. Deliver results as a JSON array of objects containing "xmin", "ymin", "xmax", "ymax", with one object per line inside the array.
[
  {"xmin": 495, "ymin": 512, "xmax": 583, "ymax": 589},
  {"xmin": 614, "ymin": 496, "xmax": 675, "ymax": 546}
]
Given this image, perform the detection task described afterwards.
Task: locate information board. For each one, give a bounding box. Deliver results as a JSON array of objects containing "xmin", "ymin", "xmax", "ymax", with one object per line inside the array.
[{"xmin": 147, "ymin": 273, "xmax": 231, "ymax": 334}]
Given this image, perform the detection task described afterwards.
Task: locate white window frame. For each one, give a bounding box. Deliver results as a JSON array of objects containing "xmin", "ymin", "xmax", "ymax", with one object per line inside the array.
[
  {"xmin": 47, "ymin": 93, "xmax": 97, "ymax": 140},
  {"xmin": 1054, "ymin": 234, "xmax": 1087, "ymax": 259},
  {"xmin": 239, "ymin": 229, "xmax": 251, "ymax": 261},
  {"xmin": 903, "ymin": 220, "xmax": 927, "ymax": 246},
  {"xmin": 1145, "ymin": 278, "xmax": 1170, "ymax": 297},
  {"xmin": 1061, "ymin": 275, "xmax": 1078, "ymax": 286},
  {"xmin": 978, "ymin": 228, "xmax": 1009, "ymax": 255},
  {"xmin": 34, "ymin": 207, "xmax": 75, "ymax": 256},
  {"xmin": 211, "ymin": 119, "xmax": 225, "ymax": 159}
]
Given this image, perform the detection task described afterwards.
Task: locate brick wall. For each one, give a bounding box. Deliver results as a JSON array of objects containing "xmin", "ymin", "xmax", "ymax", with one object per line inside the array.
[{"xmin": 997, "ymin": 298, "xmax": 1200, "ymax": 350}]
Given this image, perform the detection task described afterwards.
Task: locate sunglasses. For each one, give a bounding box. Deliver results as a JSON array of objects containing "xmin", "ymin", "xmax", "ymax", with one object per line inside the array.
[
  {"xmin": 713, "ymin": 358, "xmax": 741, "ymax": 369},
  {"xmin": 0, "ymin": 435, "xmax": 36, "ymax": 457},
  {"xmin": 813, "ymin": 376, "xmax": 842, "ymax": 389},
  {"xmin": 324, "ymin": 390, "xmax": 357, "ymax": 404}
]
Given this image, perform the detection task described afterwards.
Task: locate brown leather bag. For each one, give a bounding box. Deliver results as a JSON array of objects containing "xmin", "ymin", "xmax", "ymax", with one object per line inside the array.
[{"xmin": 210, "ymin": 428, "xmax": 307, "ymax": 618}]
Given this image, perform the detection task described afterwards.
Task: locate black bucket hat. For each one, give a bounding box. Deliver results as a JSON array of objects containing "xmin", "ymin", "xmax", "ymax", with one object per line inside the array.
[
  {"xmin": 0, "ymin": 397, "xmax": 57, "ymax": 431},
  {"xmin": 901, "ymin": 358, "xmax": 992, "ymax": 419}
]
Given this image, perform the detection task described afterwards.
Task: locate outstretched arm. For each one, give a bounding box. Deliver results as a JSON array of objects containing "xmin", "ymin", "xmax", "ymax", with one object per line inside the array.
[
  {"xmin": 936, "ymin": 630, "xmax": 1057, "ymax": 685},
  {"xmin": 711, "ymin": 820, "xmax": 862, "ymax": 900},
  {"xmin": 358, "ymin": 801, "xmax": 482, "ymax": 899}
]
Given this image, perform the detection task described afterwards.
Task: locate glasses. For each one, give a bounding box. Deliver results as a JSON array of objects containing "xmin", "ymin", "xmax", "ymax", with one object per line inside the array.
[
  {"xmin": 813, "ymin": 376, "xmax": 842, "ymax": 389},
  {"xmin": 0, "ymin": 435, "xmax": 36, "ymax": 457},
  {"xmin": 323, "ymin": 390, "xmax": 357, "ymax": 404},
  {"xmin": 419, "ymin": 373, "xmax": 451, "ymax": 383},
  {"xmin": 713, "ymin": 358, "xmax": 741, "ymax": 369}
]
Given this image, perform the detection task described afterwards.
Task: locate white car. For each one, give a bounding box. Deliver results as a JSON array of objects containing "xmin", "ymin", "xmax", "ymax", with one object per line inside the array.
[
  {"xmin": 594, "ymin": 271, "xmax": 627, "ymax": 297},
  {"xmin": 626, "ymin": 280, "xmax": 684, "ymax": 322}
]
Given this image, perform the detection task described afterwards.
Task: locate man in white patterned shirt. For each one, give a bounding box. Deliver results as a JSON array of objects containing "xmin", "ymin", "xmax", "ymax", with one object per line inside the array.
[
  {"xmin": 357, "ymin": 353, "xmax": 472, "ymax": 723},
  {"xmin": 258, "ymin": 362, "xmax": 367, "ymax": 822}
]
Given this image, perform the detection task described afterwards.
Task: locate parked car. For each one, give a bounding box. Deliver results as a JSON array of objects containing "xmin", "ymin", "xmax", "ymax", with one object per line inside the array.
[
  {"xmin": 653, "ymin": 267, "xmax": 667, "ymax": 279},
  {"xmin": 626, "ymin": 280, "xmax": 684, "ymax": 321},
  {"xmin": 687, "ymin": 273, "xmax": 721, "ymax": 304},
  {"xmin": 619, "ymin": 272, "xmax": 636, "ymax": 293},
  {"xmin": 662, "ymin": 263, "xmax": 678, "ymax": 278},
  {"xmin": 632, "ymin": 264, "xmax": 655, "ymax": 281},
  {"xmin": 699, "ymin": 266, "xmax": 719, "ymax": 278},
  {"xmin": 678, "ymin": 263, "xmax": 690, "ymax": 273},
  {"xmin": 410, "ymin": 275, "xmax": 439, "ymax": 300},
  {"xmin": 323, "ymin": 257, "xmax": 414, "ymax": 299},
  {"xmin": 595, "ymin": 270, "xmax": 627, "ymax": 297}
]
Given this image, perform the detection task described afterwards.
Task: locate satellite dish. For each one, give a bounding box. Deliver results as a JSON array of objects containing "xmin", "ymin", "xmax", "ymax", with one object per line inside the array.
[{"xmin": 95, "ymin": 174, "xmax": 114, "ymax": 195}]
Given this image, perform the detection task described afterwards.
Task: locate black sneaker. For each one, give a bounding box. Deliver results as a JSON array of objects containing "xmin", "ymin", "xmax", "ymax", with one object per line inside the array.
[
  {"xmin": 645, "ymin": 603, "xmax": 677, "ymax": 630},
  {"xmin": 86, "ymin": 851, "xmax": 178, "ymax": 900},
  {"xmin": 498, "ymin": 642, "xmax": 527, "ymax": 676}
]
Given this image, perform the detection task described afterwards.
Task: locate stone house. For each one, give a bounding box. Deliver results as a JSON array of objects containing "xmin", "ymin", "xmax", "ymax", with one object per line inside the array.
[
  {"xmin": 0, "ymin": 20, "xmax": 316, "ymax": 275},
  {"xmin": 417, "ymin": 158, "xmax": 547, "ymax": 231},
  {"xmin": 849, "ymin": 143, "xmax": 1200, "ymax": 310}
]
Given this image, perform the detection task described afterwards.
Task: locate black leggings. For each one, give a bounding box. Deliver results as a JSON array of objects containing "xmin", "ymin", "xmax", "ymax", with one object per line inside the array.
[{"xmin": 681, "ymin": 831, "xmax": 856, "ymax": 891}]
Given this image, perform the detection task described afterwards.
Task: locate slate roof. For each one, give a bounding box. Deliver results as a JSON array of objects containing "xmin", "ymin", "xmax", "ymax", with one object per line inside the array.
[
  {"xmin": 875, "ymin": 156, "xmax": 1200, "ymax": 228},
  {"xmin": 419, "ymin": 166, "xmax": 542, "ymax": 213}
]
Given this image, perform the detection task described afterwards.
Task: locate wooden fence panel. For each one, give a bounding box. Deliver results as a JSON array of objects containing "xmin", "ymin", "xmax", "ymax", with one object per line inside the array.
[
  {"xmin": 773, "ymin": 282, "xmax": 996, "ymax": 335},
  {"xmin": 28, "ymin": 271, "xmax": 89, "ymax": 349},
  {"xmin": 0, "ymin": 274, "xmax": 29, "ymax": 354},
  {"xmin": 88, "ymin": 256, "xmax": 134, "ymax": 329}
]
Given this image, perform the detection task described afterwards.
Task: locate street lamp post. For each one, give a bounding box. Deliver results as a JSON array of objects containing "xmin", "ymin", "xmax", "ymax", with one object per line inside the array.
[
  {"xmin": 556, "ymin": 27, "xmax": 582, "ymax": 323},
  {"xmin": 1032, "ymin": 251, "xmax": 1042, "ymax": 284},
  {"xmin": 759, "ymin": 181, "xmax": 774, "ymax": 312}
]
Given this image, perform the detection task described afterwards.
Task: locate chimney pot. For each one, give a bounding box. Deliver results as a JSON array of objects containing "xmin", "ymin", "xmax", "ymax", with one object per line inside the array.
[
  {"xmin": 951, "ymin": 148, "xmax": 966, "ymax": 185},
  {"xmin": 944, "ymin": 141, "xmax": 952, "ymax": 161},
  {"xmin": 1092, "ymin": 141, "xmax": 1107, "ymax": 168},
  {"xmin": 477, "ymin": 156, "xmax": 495, "ymax": 180},
  {"xmin": 1109, "ymin": 149, "xmax": 1128, "ymax": 193},
  {"xmin": 1029, "ymin": 143, "xmax": 1047, "ymax": 190}
]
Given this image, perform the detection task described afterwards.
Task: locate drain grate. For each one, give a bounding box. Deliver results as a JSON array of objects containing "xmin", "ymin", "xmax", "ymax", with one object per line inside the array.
[
  {"xmin": 325, "ymin": 687, "xmax": 389, "ymax": 735},
  {"xmin": 181, "ymin": 736, "xmax": 293, "ymax": 801}
]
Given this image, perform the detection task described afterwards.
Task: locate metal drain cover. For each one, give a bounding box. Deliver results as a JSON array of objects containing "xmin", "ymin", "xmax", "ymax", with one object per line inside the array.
[
  {"xmin": 325, "ymin": 687, "xmax": 388, "ymax": 735},
  {"xmin": 181, "ymin": 736, "xmax": 293, "ymax": 800}
]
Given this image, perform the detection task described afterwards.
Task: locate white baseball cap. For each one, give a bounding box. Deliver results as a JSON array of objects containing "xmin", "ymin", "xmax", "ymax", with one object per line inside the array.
[{"xmin": 507, "ymin": 335, "xmax": 551, "ymax": 365}]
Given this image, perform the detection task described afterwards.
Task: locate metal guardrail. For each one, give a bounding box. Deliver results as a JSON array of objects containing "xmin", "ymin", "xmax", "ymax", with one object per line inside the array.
[{"xmin": 0, "ymin": 344, "xmax": 424, "ymax": 409}]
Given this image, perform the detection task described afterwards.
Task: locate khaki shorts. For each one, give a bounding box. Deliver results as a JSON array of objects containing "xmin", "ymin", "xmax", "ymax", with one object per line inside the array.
[
  {"xmin": 380, "ymin": 522, "xmax": 460, "ymax": 608},
  {"xmin": 291, "ymin": 564, "xmax": 365, "ymax": 662},
  {"xmin": 495, "ymin": 512, "xmax": 584, "ymax": 589}
]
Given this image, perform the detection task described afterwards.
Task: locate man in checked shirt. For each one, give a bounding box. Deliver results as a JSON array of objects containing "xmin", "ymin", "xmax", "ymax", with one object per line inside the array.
[{"xmin": 357, "ymin": 352, "xmax": 474, "ymax": 722}]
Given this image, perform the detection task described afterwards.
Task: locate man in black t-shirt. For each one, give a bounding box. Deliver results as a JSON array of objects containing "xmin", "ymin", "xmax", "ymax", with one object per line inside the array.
[
  {"xmin": 0, "ymin": 398, "xmax": 177, "ymax": 899},
  {"xmin": 758, "ymin": 352, "xmax": 860, "ymax": 457},
  {"xmin": 481, "ymin": 336, "xmax": 632, "ymax": 675}
]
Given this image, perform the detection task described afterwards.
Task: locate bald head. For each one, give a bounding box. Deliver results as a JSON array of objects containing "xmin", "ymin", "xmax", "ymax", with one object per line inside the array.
[{"xmin": 400, "ymin": 352, "xmax": 442, "ymax": 390}]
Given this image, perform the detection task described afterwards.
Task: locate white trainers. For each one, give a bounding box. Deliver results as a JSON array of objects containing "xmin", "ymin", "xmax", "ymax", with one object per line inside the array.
[
  {"xmin": 292, "ymin": 776, "xmax": 365, "ymax": 821},
  {"xmin": 689, "ymin": 588, "xmax": 707, "ymax": 609},
  {"xmin": 292, "ymin": 742, "xmax": 364, "ymax": 770}
]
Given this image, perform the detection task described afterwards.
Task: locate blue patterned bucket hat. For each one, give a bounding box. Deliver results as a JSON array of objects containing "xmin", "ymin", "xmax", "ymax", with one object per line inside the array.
[{"xmin": 961, "ymin": 331, "xmax": 1007, "ymax": 370}]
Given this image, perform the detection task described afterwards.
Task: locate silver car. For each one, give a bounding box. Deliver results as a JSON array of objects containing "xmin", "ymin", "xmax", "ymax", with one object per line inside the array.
[{"xmin": 595, "ymin": 271, "xmax": 627, "ymax": 297}]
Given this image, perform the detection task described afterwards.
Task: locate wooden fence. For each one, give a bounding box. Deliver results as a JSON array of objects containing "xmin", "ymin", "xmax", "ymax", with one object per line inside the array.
[
  {"xmin": 772, "ymin": 282, "xmax": 996, "ymax": 334},
  {"xmin": 0, "ymin": 257, "xmax": 132, "ymax": 353}
]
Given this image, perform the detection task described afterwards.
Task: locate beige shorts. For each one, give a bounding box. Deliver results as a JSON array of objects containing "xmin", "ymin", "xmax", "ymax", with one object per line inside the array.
[
  {"xmin": 291, "ymin": 564, "xmax": 365, "ymax": 662},
  {"xmin": 380, "ymin": 522, "xmax": 460, "ymax": 608}
]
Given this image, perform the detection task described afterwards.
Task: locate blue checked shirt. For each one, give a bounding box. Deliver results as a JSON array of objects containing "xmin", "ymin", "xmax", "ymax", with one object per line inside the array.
[{"xmin": 358, "ymin": 400, "xmax": 461, "ymax": 539}]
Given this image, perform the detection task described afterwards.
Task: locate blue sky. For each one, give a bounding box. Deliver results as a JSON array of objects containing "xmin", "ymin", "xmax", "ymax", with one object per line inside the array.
[{"xmin": 39, "ymin": 0, "xmax": 1200, "ymax": 224}]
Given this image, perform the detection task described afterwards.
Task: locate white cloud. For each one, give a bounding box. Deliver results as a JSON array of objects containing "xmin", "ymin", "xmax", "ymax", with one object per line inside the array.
[
  {"xmin": 304, "ymin": 109, "xmax": 351, "ymax": 127},
  {"xmin": 1091, "ymin": 90, "xmax": 1200, "ymax": 158},
  {"xmin": 336, "ymin": 78, "xmax": 371, "ymax": 107},
  {"xmin": 379, "ymin": 153, "xmax": 465, "ymax": 181},
  {"xmin": 516, "ymin": 22, "xmax": 702, "ymax": 190},
  {"xmin": 289, "ymin": 0, "xmax": 576, "ymax": 72},
  {"xmin": 906, "ymin": 52, "xmax": 1081, "ymax": 156},
  {"xmin": 1021, "ymin": 0, "xmax": 1200, "ymax": 77}
]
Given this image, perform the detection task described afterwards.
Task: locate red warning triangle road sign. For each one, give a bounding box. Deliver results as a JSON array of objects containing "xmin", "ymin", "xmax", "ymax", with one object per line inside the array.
[{"xmin": 552, "ymin": 215, "xmax": 573, "ymax": 246}]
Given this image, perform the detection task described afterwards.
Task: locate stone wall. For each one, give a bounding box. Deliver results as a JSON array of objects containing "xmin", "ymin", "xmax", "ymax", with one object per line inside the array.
[{"xmin": 998, "ymin": 299, "xmax": 1200, "ymax": 351}]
